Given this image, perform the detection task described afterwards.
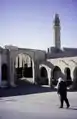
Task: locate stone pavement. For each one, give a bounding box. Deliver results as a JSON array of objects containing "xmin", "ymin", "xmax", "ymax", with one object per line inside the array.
[{"xmin": 0, "ymin": 91, "xmax": 77, "ymax": 119}]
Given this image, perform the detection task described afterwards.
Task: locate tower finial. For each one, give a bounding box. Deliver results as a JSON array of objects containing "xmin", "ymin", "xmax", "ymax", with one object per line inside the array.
[
  {"xmin": 54, "ymin": 14, "xmax": 60, "ymax": 26},
  {"xmin": 54, "ymin": 13, "xmax": 60, "ymax": 26}
]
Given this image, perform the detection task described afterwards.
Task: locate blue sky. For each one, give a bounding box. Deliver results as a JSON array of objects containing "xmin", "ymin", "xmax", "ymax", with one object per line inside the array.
[{"xmin": 0, "ymin": 0, "xmax": 77, "ymax": 50}]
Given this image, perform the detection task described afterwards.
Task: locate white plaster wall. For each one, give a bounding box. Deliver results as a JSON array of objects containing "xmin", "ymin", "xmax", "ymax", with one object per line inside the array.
[{"xmin": 47, "ymin": 56, "xmax": 77, "ymax": 80}]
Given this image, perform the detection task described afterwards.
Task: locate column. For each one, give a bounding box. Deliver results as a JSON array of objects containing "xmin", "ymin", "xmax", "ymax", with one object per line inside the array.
[
  {"xmin": 9, "ymin": 53, "xmax": 16, "ymax": 87},
  {"xmin": 32, "ymin": 60, "xmax": 35, "ymax": 83}
]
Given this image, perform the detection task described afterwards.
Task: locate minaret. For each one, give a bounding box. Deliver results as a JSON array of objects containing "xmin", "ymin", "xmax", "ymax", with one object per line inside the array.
[{"xmin": 53, "ymin": 14, "xmax": 61, "ymax": 49}]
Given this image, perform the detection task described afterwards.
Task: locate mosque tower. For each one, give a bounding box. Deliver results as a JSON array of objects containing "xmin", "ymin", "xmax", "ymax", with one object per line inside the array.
[{"xmin": 53, "ymin": 14, "xmax": 61, "ymax": 49}]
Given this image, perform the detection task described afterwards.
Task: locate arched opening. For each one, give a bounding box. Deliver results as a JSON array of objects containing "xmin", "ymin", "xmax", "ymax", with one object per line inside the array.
[
  {"xmin": 15, "ymin": 53, "xmax": 33, "ymax": 85},
  {"xmin": 1, "ymin": 64, "xmax": 8, "ymax": 81},
  {"xmin": 1, "ymin": 64, "xmax": 8, "ymax": 87},
  {"xmin": 64, "ymin": 67, "xmax": 72, "ymax": 87},
  {"xmin": 51, "ymin": 66, "xmax": 61, "ymax": 86},
  {"xmin": 73, "ymin": 67, "xmax": 77, "ymax": 89},
  {"xmin": 40, "ymin": 67, "xmax": 47, "ymax": 78},
  {"xmin": 40, "ymin": 67, "xmax": 48, "ymax": 85}
]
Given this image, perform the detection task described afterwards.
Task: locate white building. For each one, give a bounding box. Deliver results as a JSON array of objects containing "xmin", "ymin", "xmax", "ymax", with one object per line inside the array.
[{"xmin": 0, "ymin": 14, "xmax": 77, "ymax": 89}]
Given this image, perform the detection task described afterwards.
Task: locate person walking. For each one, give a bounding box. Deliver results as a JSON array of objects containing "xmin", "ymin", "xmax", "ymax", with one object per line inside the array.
[{"xmin": 57, "ymin": 77, "xmax": 70, "ymax": 108}]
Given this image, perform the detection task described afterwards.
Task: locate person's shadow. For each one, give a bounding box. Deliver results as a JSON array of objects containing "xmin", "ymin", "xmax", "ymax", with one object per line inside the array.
[{"xmin": 68, "ymin": 107, "xmax": 77, "ymax": 110}]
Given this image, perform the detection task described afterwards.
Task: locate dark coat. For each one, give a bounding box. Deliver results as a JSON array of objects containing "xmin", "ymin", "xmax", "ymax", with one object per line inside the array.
[{"xmin": 57, "ymin": 81, "xmax": 67, "ymax": 97}]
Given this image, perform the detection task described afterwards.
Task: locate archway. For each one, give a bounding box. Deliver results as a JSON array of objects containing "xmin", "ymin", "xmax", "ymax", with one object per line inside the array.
[
  {"xmin": 40, "ymin": 67, "xmax": 47, "ymax": 78},
  {"xmin": 15, "ymin": 53, "xmax": 33, "ymax": 84},
  {"xmin": 64, "ymin": 67, "xmax": 72, "ymax": 87},
  {"xmin": 73, "ymin": 67, "xmax": 77, "ymax": 89},
  {"xmin": 1, "ymin": 64, "xmax": 8, "ymax": 81},
  {"xmin": 51, "ymin": 66, "xmax": 61, "ymax": 86},
  {"xmin": 40, "ymin": 67, "xmax": 48, "ymax": 85},
  {"xmin": 1, "ymin": 64, "xmax": 8, "ymax": 87}
]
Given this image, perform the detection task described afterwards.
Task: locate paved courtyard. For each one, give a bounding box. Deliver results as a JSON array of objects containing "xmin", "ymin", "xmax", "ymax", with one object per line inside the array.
[{"xmin": 0, "ymin": 89, "xmax": 77, "ymax": 119}]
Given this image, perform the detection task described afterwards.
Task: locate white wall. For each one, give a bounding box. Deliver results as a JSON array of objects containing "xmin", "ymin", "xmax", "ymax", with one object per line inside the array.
[{"xmin": 47, "ymin": 56, "xmax": 77, "ymax": 79}]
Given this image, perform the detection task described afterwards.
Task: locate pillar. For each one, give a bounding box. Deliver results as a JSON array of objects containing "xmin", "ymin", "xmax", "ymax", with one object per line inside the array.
[{"xmin": 9, "ymin": 53, "xmax": 16, "ymax": 87}]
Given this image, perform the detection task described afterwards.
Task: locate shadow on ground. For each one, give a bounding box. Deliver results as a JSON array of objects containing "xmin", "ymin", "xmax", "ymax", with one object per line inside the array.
[
  {"xmin": 69, "ymin": 107, "xmax": 77, "ymax": 110},
  {"xmin": 0, "ymin": 79, "xmax": 77, "ymax": 98},
  {"xmin": 0, "ymin": 79, "xmax": 56, "ymax": 97}
]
